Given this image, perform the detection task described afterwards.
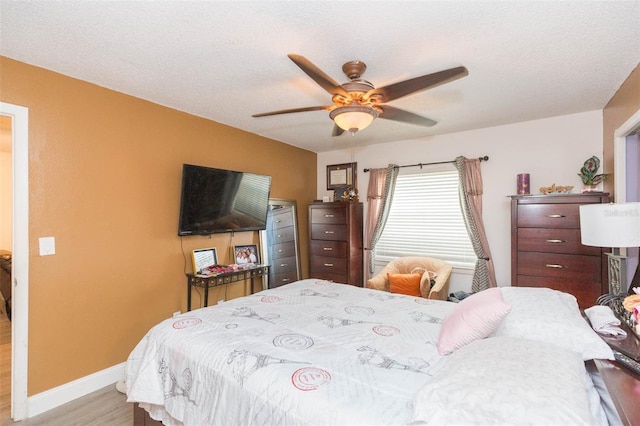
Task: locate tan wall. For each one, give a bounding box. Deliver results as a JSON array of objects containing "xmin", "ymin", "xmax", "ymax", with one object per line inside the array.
[
  {"xmin": 0, "ymin": 57, "xmax": 316, "ymax": 395},
  {"xmin": 603, "ymin": 63, "xmax": 640, "ymax": 197}
]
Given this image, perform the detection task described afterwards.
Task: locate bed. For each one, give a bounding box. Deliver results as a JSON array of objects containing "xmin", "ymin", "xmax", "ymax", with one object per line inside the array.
[{"xmin": 126, "ymin": 279, "xmax": 620, "ymax": 425}]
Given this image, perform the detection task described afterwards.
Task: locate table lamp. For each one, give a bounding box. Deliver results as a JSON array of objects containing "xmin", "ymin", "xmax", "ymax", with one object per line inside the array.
[{"xmin": 579, "ymin": 202, "xmax": 640, "ymax": 295}]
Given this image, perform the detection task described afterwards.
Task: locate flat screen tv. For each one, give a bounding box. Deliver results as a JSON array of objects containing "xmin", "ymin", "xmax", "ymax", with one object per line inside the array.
[{"xmin": 178, "ymin": 164, "xmax": 272, "ymax": 236}]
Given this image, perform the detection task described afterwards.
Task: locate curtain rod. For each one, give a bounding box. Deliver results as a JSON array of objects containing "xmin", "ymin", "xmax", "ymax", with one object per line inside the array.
[{"xmin": 363, "ymin": 155, "xmax": 489, "ymax": 172}]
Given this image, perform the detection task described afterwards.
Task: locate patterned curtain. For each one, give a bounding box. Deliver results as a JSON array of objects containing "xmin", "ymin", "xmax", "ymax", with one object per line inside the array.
[
  {"xmin": 454, "ymin": 156, "xmax": 497, "ymax": 291},
  {"xmin": 365, "ymin": 164, "xmax": 399, "ymax": 277}
]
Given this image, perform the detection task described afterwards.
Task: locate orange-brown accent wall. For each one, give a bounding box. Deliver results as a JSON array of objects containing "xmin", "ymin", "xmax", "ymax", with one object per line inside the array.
[
  {"xmin": 0, "ymin": 57, "xmax": 316, "ymax": 395},
  {"xmin": 603, "ymin": 64, "xmax": 640, "ymax": 198}
]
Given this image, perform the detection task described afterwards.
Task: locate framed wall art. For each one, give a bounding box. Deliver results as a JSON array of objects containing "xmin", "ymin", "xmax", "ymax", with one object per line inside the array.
[
  {"xmin": 234, "ymin": 244, "xmax": 260, "ymax": 265},
  {"xmin": 192, "ymin": 247, "xmax": 218, "ymax": 275},
  {"xmin": 327, "ymin": 162, "xmax": 357, "ymax": 191}
]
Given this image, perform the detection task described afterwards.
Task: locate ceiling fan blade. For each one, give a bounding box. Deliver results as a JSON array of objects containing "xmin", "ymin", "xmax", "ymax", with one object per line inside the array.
[
  {"xmin": 288, "ymin": 54, "xmax": 350, "ymax": 98},
  {"xmin": 367, "ymin": 66, "xmax": 468, "ymax": 103},
  {"xmin": 332, "ymin": 124, "xmax": 345, "ymax": 137},
  {"xmin": 378, "ymin": 105, "xmax": 437, "ymax": 127},
  {"xmin": 252, "ymin": 106, "xmax": 332, "ymax": 118}
]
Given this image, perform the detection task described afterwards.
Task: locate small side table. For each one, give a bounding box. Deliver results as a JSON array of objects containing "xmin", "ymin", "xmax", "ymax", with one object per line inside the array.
[
  {"xmin": 186, "ymin": 265, "xmax": 270, "ymax": 311},
  {"xmin": 593, "ymin": 320, "xmax": 640, "ymax": 426}
]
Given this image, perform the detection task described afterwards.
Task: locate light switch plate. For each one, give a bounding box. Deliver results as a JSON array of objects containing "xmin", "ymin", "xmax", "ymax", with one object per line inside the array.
[{"xmin": 39, "ymin": 237, "xmax": 56, "ymax": 256}]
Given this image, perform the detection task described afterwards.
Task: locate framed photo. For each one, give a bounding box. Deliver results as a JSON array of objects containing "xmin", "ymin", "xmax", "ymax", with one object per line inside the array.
[
  {"xmin": 327, "ymin": 162, "xmax": 357, "ymax": 191},
  {"xmin": 192, "ymin": 247, "xmax": 218, "ymax": 274},
  {"xmin": 234, "ymin": 244, "xmax": 260, "ymax": 265}
]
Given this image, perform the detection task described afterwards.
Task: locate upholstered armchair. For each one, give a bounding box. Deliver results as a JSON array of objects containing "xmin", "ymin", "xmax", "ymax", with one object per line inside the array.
[{"xmin": 366, "ymin": 256, "xmax": 453, "ymax": 300}]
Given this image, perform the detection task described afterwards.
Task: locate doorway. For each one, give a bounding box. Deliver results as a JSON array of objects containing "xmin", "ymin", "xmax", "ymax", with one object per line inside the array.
[
  {"xmin": 614, "ymin": 108, "xmax": 640, "ymax": 290},
  {"xmin": 0, "ymin": 114, "xmax": 12, "ymax": 424},
  {"xmin": 0, "ymin": 102, "xmax": 29, "ymax": 422}
]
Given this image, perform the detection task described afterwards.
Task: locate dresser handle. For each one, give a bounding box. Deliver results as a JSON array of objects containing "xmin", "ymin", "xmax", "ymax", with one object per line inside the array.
[
  {"xmin": 278, "ymin": 249, "xmax": 283, "ymax": 253},
  {"xmin": 324, "ymin": 231, "xmax": 334, "ymax": 234},
  {"xmin": 324, "ymin": 263, "xmax": 334, "ymax": 267},
  {"xmin": 275, "ymin": 219, "xmax": 282, "ymax": 223},
  {"xmin": 545, "ymin": 264, "xmax": 565, "ymax": 269},
  {"xmin": 282, "ymin": 278, "xmax": 290, "ymax": 282},
  {"xmin": 280, "ymin": 263, "xmax": 287, "ymax": 267},
  {"xmin": 546, "ymin": 239, "xmax": 565, "ymax": 243},
  {"xmin": 545, "ymin": 214, "xmax": 566, "ymax": 218},
  {"xmin": 324, "ymin": 214, "xmax": 334, "ymax": 218},
  {"xmin": 277, "ymin": 234, "xmax": 283, "ymax": 238},
  {"xmin": 323, "ymin": 247, "xmax": 333, "ymax": 251}
]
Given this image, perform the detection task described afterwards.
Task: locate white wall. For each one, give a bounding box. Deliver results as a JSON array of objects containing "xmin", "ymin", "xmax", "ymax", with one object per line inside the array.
[{"xmin": 317, "ymin": 110, "xmax": 604, "ymax": 292}]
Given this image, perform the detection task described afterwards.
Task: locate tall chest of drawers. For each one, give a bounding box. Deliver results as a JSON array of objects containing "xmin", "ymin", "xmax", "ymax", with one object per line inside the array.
[
  {"xmin": 309, "ymin": 202, "xmax": 363, "ymax": 286},
  {"xmin": 510, "ymin": 193, "xmax": 609, "ymax": 309},
  {"xmin": 266, "ymin": 205, "xmax": 300, "ymax": 288}
]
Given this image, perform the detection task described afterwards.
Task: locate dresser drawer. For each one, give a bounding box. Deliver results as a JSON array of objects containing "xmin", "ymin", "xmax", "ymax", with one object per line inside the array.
[
  {"xmin": 271, "ymin": 255, "xmax": 298, "ymax": 274},
  {"xmin": 517, "ymin": 228, "xmax": 601, "ymax": 255},
  {"xmin": 269, "ymin": 208, "xmax": 294, "ymax": 229},
  {"xmin": 517, "ymin": 252, "xmax": 600, "ymax": 281},
  {"xmin": 268, "ymin": 226, "xmax": 295, "ymax": 244},
  {"xmin": 310, "ymin": 256, "xmax": 348, "ymax": 275},
  {"xmin": 270, "ymin": 271, "xmax": 298, "ymax": 288},
  {"xmin": 310, "ymin": 270, "xmax": 349, "ymax": 284},
  {"xmin": 516, "ymin": 275, "xmax": 602, "ymax": 308},
  {"xmin": 517, "ymin": 204, "xmax": 581, "ymax": 228},
  {"xmin": 270, "ymin": 241, "xmax": 297, "ymax": 259},
  {"xmin": 309, "ymin": 240, "xmax": 348, "ymax": 258},
  {"xmin": 311, "ymin": 224, "xmax": 348, "ymax": 241},
  {"xmin": 311, "ymin": 207, "xmax": 347, "ymax": 224}
]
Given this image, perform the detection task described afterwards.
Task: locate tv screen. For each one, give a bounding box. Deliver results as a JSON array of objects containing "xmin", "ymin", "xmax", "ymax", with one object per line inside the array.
[{"xmin": 178, "ymin": 164, "xmax": 272, "ymax": 236}]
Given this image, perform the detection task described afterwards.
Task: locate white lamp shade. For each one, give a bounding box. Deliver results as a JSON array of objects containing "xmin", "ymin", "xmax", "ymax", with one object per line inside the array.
[
  {"xmin": 330, "ymin": 106, "xmax": 377, "ymax": 133},
  {"xmin": 579, "ymin": 202, "xmax": 640, "ymax": 247}
]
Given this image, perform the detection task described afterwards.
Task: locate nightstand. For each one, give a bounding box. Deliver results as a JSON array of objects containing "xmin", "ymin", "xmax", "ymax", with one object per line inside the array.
[{"xmin": 593, "ymin": 320, "xmax": 640, "ymax": 425}]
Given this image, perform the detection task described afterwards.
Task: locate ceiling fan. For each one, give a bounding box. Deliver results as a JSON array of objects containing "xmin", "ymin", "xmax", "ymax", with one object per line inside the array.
[{"xmin": 253, "ymin": 54, "xmax": 469, "ymax": 136}]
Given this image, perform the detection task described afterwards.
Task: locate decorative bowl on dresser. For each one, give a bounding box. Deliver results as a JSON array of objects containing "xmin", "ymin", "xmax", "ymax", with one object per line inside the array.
[
  {"xmin": 510, "ymin": 193, "xmax": 610, "ymax": 309},
  {"xmin": 309, "ymin": 201, "xmax": 363, "ymax": 286}
]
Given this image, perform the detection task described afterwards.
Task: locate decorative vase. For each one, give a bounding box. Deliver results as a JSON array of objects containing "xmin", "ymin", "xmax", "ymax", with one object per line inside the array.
[
  {"xmin": 517, "ymin": 173, "xmax": 530, "ymax": 195},
  {"xmin": 582, "ymin": 184, "xmax": 598, "ymax": 193}
]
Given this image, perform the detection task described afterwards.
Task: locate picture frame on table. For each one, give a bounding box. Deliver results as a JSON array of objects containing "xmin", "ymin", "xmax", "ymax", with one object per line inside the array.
[
  {"xmin": 327, "ymin": 162, "xmax": 357, "ymax": 191},
  {"xmin": 192, "ymin": 247, "xmax": 218, "ymax": 275},
  {"xmin": 234, "ymin": 244, "xmax": 260, "ymax": 265}
]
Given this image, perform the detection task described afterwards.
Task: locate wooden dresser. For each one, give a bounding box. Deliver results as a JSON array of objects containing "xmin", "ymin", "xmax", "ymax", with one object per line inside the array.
[
  {"xmin": 510, "ymin": 193, "xmax": 609, "ymax": 309},
  {"xmin": 309, "ymin": 201, "xmax": 363, "ymax": 286},
  {"xmin": 266, "ymin": 204, "xmax": 300, "ymax": 288}
]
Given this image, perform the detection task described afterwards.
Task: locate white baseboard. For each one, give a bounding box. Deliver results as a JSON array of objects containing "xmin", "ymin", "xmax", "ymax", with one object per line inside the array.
[{"xmin": 27, "ymin": 362, "xmax": 125, "ymax": 418}]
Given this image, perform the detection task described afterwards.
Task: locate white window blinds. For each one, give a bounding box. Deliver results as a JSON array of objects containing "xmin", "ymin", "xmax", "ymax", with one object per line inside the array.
[
  {"xmin": 233, "ymin": 173, "xmax": 271, "ymax": 218},
  {"xmin": 375, "ymin": 167, "xmax": 476, "ymax": 269}
]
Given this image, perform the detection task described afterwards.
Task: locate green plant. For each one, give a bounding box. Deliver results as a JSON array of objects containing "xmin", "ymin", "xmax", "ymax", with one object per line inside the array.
[{"xmin": 578, "ymin": 155, "xmax": 606, "ymax": 185}]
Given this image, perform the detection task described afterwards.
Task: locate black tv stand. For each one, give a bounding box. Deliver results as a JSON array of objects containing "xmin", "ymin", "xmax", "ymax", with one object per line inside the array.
[{"xmin": 186, "ymin": 265, "xmax": 270, "ymax": 311}]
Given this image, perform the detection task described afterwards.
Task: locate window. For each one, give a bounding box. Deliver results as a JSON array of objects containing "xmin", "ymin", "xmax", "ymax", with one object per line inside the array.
[{"xmin": 375, "ymin": 166, "xmax": 476, "ymax": 269}]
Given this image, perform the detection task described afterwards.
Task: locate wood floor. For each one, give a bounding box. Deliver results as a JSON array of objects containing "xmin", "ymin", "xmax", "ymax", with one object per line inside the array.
[
  {"xmin": 0, "ymin": 314, "xmax": 132, "ymax": 426},
  {"xmin": 4, "ymin": 384, "xmax": 132, "ymax": 426}
]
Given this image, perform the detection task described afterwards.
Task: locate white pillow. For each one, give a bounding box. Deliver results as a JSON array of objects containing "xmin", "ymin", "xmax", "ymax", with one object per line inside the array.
[
  {"xmin": 495, "ymin": 287, "xmax": 613, "ymax": 360},
  {"xmin": 410, "ymin": 336, "xmax": 595, "ymax": 425}
]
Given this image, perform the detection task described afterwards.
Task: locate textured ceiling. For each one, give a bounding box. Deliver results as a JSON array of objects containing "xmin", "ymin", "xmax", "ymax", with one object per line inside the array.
[{"xmin": 1, "ymin": 1, "xmax": 639, "ymax": 153}]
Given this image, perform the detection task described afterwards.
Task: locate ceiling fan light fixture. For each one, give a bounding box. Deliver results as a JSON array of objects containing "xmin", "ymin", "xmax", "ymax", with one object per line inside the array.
[{"xmin": 330, "ymin": 105, "xmax": 378, "ymax": 134}]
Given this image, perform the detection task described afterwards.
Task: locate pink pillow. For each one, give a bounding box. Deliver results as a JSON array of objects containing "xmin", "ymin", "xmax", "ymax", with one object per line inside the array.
[{"xmin": 437, "ymin": 288, "xmax": 511, "ymax": 355}]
